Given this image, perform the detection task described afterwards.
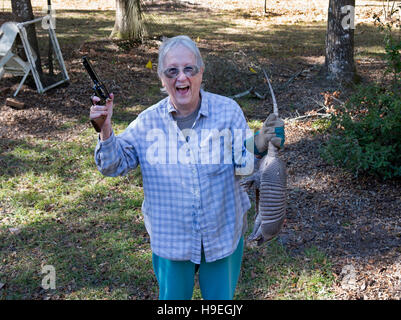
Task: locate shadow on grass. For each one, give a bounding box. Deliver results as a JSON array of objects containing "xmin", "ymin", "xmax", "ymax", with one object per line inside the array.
[
  {"xmin": 0, "ymin": 167, "xmax": 153, "ymax": 300},
  {"xmin": 0, "ymin": 138, "xmax": 92, "ymax": 179}
]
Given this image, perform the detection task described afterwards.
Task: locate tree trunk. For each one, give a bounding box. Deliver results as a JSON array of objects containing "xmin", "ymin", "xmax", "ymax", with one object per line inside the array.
[
  {"xmin": 110, "ymin": 0, "xmax": 145, "ymax": 42},
  {"xmin": 325, "ymin": 0, "xmax": 356, "ymax": 83},
  {"xmin": 47, "ymin": 0, "xmax": 53, "ymax": 76},
  {"xmin": 11, "ymin": 0, "xmax": 42, "ymax": 75}
]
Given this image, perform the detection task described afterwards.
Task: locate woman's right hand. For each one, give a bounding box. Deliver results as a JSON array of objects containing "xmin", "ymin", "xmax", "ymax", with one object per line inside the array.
[{"xmin": 90, "ymin": 93, "xmax": 114, "ymax": 140}]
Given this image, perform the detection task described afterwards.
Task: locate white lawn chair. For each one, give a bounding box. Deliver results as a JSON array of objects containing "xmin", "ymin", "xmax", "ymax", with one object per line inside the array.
[{"xmin": 0, "ymin": 21, "xmax": 37, "ymax": 96}]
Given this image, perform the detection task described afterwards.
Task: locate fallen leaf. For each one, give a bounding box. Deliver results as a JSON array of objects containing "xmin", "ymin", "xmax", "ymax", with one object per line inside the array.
[
  {"xmin": 145, "ymin": 60, "xmax": 152, "ymax": 69},
  {"xmin": 9, "ymin": 228, "xmax": 21, "ymax": 235}
]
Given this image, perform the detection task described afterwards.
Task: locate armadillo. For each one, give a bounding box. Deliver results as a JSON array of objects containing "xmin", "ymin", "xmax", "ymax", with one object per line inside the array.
[{"xmin": 241, "ymin": 70, "xmax": 287, "ymax": 246}]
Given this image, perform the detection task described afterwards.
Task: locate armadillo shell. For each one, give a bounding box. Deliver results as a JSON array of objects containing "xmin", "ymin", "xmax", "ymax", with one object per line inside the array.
[
  {"xmin": 259, "ymin": 203, "xmax": 286, "ymax": 212},
  {"xmin": 262, "ymin": 215, "xmax": 286, "ymax": 225},
  {"xmin": 260, "ymin": 180, "xmax": 285, "ymax": 188},
  {"xmin": 258, "ymin": 192, "xmax": 286, "ymax": 200},
  {"xmin": 259, "ymin": 205, "xmax": 286, "ymax": 213},
  {"xmin": 259, "ymin": 186, "xmax": 285, "ymax": 195},
  {"xmin": 260, "ymin": 217, "xmax": 285, "ymax": 242},
  {"xmin": 260, "ymin": 202, "xmax": 286, "ymax": 209},
  {"xmin": 260, "ymin": 209, "xmax": 285, "ymax": 221},
  {"xmin": 258, "ymin": 155, "xmax": 287, "ymax": 241},
  {"xmin": 259, "ymin": 196, "xmax": 285, "ymax": 202},
  {"xmin": 260, "ymin": 156, "xmax": 287, "ymax": 186},
  {"xmin": 260, "ymin": 210, "xmax": 285, "ymax": 221}
]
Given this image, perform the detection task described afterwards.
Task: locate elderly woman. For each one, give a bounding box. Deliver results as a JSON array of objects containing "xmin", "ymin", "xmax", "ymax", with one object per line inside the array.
[{"xmin": 90, "ymin": 35, "xmax": 284, "ymax": 300}]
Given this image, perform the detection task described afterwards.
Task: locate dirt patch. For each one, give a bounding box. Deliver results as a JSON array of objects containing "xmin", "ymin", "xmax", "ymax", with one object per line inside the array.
[{"xmin": 279, "ymin": 119, "xmax": 401, "ymax": 299}]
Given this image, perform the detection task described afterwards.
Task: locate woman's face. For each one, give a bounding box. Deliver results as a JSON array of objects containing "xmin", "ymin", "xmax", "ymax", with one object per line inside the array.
[{"xmin": 160, "ymin": 45, "xmax": 203, "ymax": 113}]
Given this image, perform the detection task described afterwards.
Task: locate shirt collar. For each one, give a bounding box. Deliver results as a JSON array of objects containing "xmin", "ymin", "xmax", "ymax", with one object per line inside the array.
[
  {"xmin": 199, "ymin": 89, "xmax": 209, "ymax": 117},
  {"xmin": 166, "ymin": 89, "xmax": 209, "ymax": 118}
]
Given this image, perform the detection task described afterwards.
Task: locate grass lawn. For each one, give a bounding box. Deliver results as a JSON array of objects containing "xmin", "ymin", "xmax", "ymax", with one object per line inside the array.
[
  {"xmin": 0, "ymin": 0, "xmax": 387, "ymax": 300},
  {"xmin": 0, "ymin": 125, "xmax": 335, "ymax": 299}
]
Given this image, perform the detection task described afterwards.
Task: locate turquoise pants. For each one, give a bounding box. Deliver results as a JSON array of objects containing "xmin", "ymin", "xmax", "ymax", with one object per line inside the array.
[{"xmin": 152, "ymin": 237, "xmax": 244, "ymax": 300}]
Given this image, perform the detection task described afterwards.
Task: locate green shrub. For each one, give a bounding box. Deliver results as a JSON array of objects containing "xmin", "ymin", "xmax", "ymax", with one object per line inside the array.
[
  {"xmin": 322, "ymin": 11, "xmax": 401, "ymax": 180},
  {"xmin": 321, "ymin": 84, "xmax": 401, "ymax": 179},
  {"xmin": 374, "ymin": 12, "xmax": 401, "ymax": 84}
]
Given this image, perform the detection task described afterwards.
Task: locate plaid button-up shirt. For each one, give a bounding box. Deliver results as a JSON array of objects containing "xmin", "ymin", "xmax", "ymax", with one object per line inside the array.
[{"xmin": 94, "ymin": 90, "xmax": 253, "ymax": 264}]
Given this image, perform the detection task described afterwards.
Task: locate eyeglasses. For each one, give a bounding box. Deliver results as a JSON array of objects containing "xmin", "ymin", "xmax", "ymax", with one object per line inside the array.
[{"xmin": 163, "ymin": 65, "xmax": 200, "ymax": 79}]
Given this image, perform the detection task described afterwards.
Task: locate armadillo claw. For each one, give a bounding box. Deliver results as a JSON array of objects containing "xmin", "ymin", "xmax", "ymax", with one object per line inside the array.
[
  {"xmin": 248, "ymin": 218, "xmax": 262, "ymax": 242},
  {"xmin": 239, "ymin": 172, "xmax": 260, "ymax": 192},
  {"xmin": 247, "ymin": 214, "xmax": 266, "ymax": 246},
  {"xmin": 248, "ymin": 213, "xmax": 261, "ymax": 238},
  {"xmin": 239, "ymin": 178, "xmax": 254, "ymax": 192},
  {"xmin": 247, "ymin": 226, "xmax": 263, "ymax": 244},
  {"xmin": 248, "ymin": 230, "xmax": 272, "ymax": 246}
]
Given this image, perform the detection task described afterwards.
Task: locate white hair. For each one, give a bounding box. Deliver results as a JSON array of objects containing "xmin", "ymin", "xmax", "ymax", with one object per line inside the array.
[{"xmin": 157, "ymin": 35, "xmax": 204, "ymax": 78}]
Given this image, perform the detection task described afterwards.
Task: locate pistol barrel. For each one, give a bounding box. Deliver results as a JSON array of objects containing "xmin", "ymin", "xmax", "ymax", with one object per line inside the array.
[{"xmin": 82, "ymin": 56, "xmax": 110, "ymax": 99}]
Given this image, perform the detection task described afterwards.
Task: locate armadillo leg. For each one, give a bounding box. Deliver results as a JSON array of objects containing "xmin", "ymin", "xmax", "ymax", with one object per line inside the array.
[{"xmin": 247, "ymin": 188, "xmax": 263, "ymax": 242}]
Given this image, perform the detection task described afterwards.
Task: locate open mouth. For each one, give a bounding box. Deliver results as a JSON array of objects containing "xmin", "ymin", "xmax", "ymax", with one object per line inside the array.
[{"xmin": 176, "ymin": 85, "xmax": 190, "ymax": 94}]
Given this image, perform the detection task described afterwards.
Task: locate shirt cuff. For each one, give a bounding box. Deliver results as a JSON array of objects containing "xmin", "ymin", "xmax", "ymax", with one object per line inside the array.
[{"xmin": 98, "ymin": 130, "xmax": 115, "ymax": 147}]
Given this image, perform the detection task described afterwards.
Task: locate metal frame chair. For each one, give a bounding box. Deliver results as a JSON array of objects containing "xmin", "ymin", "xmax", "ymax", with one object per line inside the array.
[
  {"xmin": 0, "ymin": 16, "xmax": 69, "ymax": 96},
  {"xmin": 0, "ymin": 21, "xmax": 36, "ymax": 96}
]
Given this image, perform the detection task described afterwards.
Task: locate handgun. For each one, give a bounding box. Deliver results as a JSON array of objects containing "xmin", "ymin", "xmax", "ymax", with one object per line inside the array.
[{"xmin": 82, "ymin": 56, "xmax": 111, "ymax": 132}]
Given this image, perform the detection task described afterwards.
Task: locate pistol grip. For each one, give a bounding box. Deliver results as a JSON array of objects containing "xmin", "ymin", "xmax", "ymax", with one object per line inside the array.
[
  {"xmin": 90, "ymin": 115, "xmax": 106, "ymax": 132},
  {"xmin": 90, "ymin": 95, "xmax": 107, "ymax": 132}
]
